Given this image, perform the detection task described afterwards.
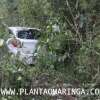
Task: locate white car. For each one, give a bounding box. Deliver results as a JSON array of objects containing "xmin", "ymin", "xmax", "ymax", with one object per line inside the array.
[{"xmin": 6, "ymin": 27, "xmax": 41, "ymax": 64}]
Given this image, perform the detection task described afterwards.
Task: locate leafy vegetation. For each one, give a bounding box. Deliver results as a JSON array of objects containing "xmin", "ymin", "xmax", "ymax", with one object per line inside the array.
[{"xmin": 0, "ymin": 0, "xmax": 100, "ymax": 100}]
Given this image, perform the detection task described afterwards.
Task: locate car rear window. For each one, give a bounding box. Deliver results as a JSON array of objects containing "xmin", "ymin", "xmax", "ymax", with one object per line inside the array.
[{"xmin": 18, "ymin": 29, "xmax": 41, "ymax": 39}]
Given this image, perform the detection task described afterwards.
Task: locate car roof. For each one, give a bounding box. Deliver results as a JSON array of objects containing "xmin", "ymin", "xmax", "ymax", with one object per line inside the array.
[{"xmin": 8, "ymin": 26, "xmax": 41, "ymax": 36}]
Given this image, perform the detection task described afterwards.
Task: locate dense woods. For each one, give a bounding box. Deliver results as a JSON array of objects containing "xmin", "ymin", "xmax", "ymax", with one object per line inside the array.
[{"xmin": 0, "ymin": 0, "xmax": 100, "ymax": 100}]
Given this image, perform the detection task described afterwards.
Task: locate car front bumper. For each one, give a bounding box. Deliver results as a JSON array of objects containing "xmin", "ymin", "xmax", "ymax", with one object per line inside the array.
[{"xmin": 19, "ymin": 52, "xmax": 37, "ymax": 65}]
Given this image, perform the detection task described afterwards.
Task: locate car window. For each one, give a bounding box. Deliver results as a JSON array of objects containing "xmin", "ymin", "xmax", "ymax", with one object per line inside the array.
[
  {"xmin": 29, "ymin": 29, "xmax": 41, "ymax": 39},
  {"xmin": 18, "ymin": 29, "xmax": 41, "ymax": 39}
]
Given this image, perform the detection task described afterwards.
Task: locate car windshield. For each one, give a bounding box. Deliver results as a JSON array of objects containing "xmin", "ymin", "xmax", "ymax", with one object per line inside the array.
[{"xmin": 18, "ymin": 29, "xmax": 40, "ymax": 39}]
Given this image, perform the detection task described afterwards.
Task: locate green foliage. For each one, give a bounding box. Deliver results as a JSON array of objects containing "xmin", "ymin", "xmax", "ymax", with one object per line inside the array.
[
  {"xmin": 0, "ymin": 0, "xmax": 100, "ymax": 100},
  {"xmin": 18, "ymin": 0, "xmax": 52, "ymax": 27}
]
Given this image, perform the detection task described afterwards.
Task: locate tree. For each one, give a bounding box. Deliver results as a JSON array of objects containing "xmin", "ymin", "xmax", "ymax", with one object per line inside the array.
[{"xmin": 18, "ymin": 0, "xmax": 52, "ymax": 27}]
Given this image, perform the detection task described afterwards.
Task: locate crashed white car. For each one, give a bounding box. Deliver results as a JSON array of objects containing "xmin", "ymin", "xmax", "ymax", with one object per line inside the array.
[{"xmin": 6, "ymin": 27, "xmax": 41, "ymax": 64}]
